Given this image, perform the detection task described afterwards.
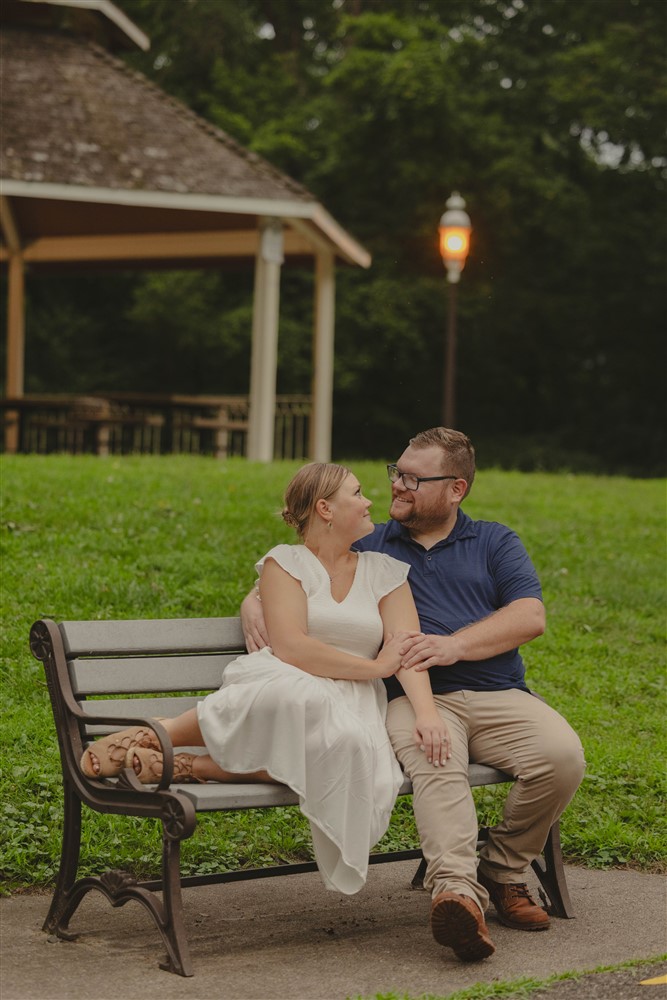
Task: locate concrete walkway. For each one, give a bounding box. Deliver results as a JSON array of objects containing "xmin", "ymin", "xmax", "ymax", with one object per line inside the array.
[{"xmin": 1, "ymin": 864, "xmax": 665, "ymax": 1000}]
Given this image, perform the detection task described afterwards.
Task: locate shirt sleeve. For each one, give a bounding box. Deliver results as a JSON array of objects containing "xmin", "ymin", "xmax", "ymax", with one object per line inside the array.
[{"xmin": 489, "ymin": 527, "xmax": 543, "ymax": 605}]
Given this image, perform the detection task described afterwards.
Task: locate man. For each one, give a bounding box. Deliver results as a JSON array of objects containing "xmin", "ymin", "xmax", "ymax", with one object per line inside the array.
[{"xmin": 241, "ymin": 428, "xmax": 585, "ymax": 962}]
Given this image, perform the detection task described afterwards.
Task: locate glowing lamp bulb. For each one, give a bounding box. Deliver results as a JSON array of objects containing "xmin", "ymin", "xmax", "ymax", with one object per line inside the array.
[
  {"xmin": 441, "ymin": 230, "xmax": 469, "ymax": 258},
  {"xmin": 439, "ymin": 194, "xmax": 472, "ymax": 282}
]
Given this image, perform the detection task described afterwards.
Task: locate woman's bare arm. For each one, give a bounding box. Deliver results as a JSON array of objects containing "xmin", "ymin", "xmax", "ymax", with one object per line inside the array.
[
  {"xmin": 260, "ymin": 558, "xmax": 401, "ymax": 680},
  {"xmin": 378, "ymin": 584, "xmax": 450, "ymax": 766}
]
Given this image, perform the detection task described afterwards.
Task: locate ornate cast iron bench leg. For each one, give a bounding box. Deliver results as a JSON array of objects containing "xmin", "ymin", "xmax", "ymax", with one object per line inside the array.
[
  {"xmin": 42, "ymin": 780, "xmax": 83, "ymax": 937},
  {"xmin": 411, "ymin": 856, "xmax": 427, "ymax": 889},
  {"xmin": 532, "ymin": 820, "xmax": 574, "ymax": 918},
  {"xmin": 44, "ymin": 779, "xmax": 196, "ymax": 976},
  {"xmin": 157, "ymin": 833, "xmax": 193, "ymax": 975}
]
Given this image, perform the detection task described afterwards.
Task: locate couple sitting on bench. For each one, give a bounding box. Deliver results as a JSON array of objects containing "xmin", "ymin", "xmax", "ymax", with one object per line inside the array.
[{"xmin": 80, "ymin": 427, "xmax": 585, "ymax": 962}]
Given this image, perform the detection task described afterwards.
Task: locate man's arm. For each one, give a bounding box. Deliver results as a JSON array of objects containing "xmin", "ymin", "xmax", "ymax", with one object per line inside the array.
[
  {"xmin": 399, "ymin": 597, "xmax": 545, "ymax": 672},
  {"xmin": 240, "ymin": 588, "xmax": 270, "ymax": 652}
]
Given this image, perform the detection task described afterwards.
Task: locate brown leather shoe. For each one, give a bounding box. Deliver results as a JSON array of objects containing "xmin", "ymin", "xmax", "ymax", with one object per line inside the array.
[
  {"xmin": 477, "ymin": 870, "xmax": 550, "ymax": 931},
  {"xmin": 430, "ymin": 892, "xmax": 496, "ymax": 961}
]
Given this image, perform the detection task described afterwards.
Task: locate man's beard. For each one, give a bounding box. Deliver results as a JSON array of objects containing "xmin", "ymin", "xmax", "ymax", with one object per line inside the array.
[{"xmin": 389, "ymin": 497, "xmax": 444, "ymax": 534}]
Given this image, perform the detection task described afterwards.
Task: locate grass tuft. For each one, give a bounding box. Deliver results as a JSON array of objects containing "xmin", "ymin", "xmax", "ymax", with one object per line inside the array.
[{"xmin": 351, "ymin": 953, "xmax": 667, "ymax": 999}]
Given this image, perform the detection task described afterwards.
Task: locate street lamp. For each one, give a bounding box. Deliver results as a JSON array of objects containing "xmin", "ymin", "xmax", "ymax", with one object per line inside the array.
[{"xmin": 439, "ymin": 191, "xmax": 471, "ymax": 427}]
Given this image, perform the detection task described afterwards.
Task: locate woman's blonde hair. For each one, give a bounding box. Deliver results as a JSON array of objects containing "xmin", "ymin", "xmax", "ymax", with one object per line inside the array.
[{"xmin": 282, "ymin": 463, "xmax": 350, "ymax": 539}]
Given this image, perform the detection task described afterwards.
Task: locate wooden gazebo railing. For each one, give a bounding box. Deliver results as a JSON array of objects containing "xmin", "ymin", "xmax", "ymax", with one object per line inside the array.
[{"xmin": 0, "ymin": 393, "xmax": 312, "ymax": 460}]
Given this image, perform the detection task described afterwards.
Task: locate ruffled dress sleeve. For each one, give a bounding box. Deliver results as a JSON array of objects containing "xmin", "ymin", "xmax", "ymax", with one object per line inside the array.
[
  {"xmin": 360, "ymin": 551, "xmax": 410, "ymax": 601},
  {"xmin": 255, "ymin": 544, "xmax": 318, "ymax": 594}
]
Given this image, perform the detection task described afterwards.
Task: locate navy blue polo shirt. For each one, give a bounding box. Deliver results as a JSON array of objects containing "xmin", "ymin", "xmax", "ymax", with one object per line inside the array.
[{"xmin": 354, "ymin": 509, "xmax": 542, "ymax": 700}]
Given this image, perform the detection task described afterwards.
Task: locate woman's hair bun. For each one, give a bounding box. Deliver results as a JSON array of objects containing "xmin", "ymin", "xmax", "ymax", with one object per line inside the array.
[{"xmin": 282, "ymin": 509, "xmax": 300, "ymax": 529}]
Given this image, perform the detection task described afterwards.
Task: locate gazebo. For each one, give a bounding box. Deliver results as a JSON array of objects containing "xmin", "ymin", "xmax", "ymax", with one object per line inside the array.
[{"xmin": 0, "ymin": 0, "xmax": 371, "ymax": 460}]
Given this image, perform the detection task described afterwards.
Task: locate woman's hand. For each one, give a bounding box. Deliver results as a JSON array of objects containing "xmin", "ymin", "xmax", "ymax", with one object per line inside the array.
[
  {"xmin": 374, "ymin": 633, "xmax": 404, "ymax": 678},
  {"xmin": 240, "ymin": 591, "xmax": 270, "ymax": 652},
  {"xmin": 413, "ymin": 711, "xmax": 451, "ymax": 768}
]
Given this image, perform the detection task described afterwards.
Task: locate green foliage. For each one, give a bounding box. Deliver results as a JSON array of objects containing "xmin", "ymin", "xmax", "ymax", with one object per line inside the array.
[
  {"xmin": 8, "ymin": 0, "xmax": 663, "ymax": 472},
  {"xmin": 1, "ymin": 456, "xmax": 665, "ymax": 891}
]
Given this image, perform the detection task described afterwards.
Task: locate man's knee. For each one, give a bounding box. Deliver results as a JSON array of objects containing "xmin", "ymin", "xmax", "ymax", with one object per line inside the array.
[
  {"xmin": 526, "ymin": 729, "xmax": 586, "ymax": 799},
  {"xmin": 554, "ymin": 733, "xmax": 586, "ymax": 794}
]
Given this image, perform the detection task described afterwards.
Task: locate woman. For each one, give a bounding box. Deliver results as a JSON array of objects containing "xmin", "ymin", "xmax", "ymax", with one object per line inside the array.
[{"xmin": 80, "ymin": 463, "xmax": 449, "ymax": 894}]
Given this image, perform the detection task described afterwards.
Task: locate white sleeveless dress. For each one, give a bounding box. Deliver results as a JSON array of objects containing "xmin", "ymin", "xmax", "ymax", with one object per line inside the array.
[{"xmin": 197, "ymin": 544, "xmax": 409, "ymax": 894}]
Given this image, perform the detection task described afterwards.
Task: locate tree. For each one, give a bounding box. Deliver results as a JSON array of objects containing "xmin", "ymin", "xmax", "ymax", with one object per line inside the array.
[{"xmin": 18, "ymin": 0, "xmax": 664, "ymax": 473}]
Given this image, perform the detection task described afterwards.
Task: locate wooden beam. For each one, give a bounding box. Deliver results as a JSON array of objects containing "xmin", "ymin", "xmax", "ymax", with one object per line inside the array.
[
  {"xmin": 4, "ymin": 252, "xmax": 26, "ymax": 452},
  {"xmin": 21, "ymin": 229, "xmax": 315, "ymax": 263},
  {"xmin": 0, "ymin": 196, "xmax": 21, "ymax": 252},
  {"xmin": 6, "ymin": 253, "xmax": 25, "ymax": 396},
  {"xmin": 1, "ymin": 182, "xmax": 371, "ymax": 266}
]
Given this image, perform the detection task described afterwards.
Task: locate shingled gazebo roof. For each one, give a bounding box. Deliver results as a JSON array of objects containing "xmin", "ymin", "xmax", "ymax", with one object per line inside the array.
[
  {"xmin": 2, "ymin": 26, "xmax": 314, "ymax": 203},
  {"xmin": 0, "ymin": 2, "xmax": 369, "ymax": 267},
  {"xmin": 1, "ymin": 0, "xmax": 367, "ymax": 462}
]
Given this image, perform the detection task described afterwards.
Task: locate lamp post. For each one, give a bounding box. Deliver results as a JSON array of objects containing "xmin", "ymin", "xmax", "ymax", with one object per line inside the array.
[{"xmin": 439, "ymin": 192, "xmax": 471, "ymax": 428}]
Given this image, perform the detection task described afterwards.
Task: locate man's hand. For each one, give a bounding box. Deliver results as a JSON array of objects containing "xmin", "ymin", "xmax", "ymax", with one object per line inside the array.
[
  {"xmin": 240, "ymin": 591, "xmax": 270, "ymax": 652},
  {"xmin": 399, "ymin": 632, "xmax": 462, "ymax": 671},
  {"xmin": 399, "ymin": 600, "xmax": 545, "ymax": 671}
]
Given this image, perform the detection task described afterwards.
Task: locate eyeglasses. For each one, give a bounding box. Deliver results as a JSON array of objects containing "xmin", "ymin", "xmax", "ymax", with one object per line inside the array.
[{"xmin": 387, "ymin": 464, "xmax": 458, "ymax": 492}]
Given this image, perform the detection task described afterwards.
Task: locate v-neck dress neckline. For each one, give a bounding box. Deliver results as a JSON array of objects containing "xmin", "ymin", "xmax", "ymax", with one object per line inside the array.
[{"xmin": 303, "ymin": 546, "xmax": 359, "ymax": 604}]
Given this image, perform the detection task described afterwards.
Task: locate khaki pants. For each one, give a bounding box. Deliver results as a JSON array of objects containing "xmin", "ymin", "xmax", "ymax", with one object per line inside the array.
[{"xmin": 386, "ymin": 689, "xmax": 585, "ymax": 911}]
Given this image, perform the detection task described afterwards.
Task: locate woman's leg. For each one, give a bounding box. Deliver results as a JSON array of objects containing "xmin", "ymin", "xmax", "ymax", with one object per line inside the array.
[
  {"xmin": 82, "ymin": 709, "xmax": 274, "ymax": 782},
  {"xmin": 135, "ymin": 710, "xmax": 276, "ymax": 784},
  {"xmin": 186, "ymin": 755, "xmax": 273, "ymax": 783},
  {"xmin": 126, "ymin": 708, "xmax": 273, "ymax": 783}
]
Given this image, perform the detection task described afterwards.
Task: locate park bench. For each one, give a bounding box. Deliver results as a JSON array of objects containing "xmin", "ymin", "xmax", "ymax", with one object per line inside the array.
[{"xmin": 30, "ymin": 615, "xmax": 574, "ymax": 978}]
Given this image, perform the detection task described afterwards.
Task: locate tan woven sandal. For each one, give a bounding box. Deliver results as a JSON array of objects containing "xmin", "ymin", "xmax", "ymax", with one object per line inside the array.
[
  {"xmin": 126, "ymin": 747, "xmax": 205, "ymax": 784},
  {"xmin": 79, "ymin": 722, "xmax": 164, "ymax": 778}
]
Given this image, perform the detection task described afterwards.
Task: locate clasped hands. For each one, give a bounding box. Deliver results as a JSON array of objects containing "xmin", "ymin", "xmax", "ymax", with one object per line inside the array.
[
  {"xmin": 393, "ymin": 629, "xmax": 461, "ymax": 671},
  {"xmin": 380, "ymin": 629, "xmax": 460, "ymax": 674}
]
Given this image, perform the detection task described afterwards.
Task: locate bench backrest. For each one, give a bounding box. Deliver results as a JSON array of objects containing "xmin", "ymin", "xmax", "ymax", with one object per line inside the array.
[
  {"xmin": 31, "ymin": 616, "xmax": 513, "ymax": 797},
  {"xmin": 31, "ymin": 617, "xmax": 248, "ymax": 755}
]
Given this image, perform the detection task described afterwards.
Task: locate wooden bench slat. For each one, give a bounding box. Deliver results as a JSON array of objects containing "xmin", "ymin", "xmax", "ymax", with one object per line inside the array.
[
  {"xmin": 168, "ymin": 782, "xmax": 304, "ymax": 810},
  {"xmin": 468, "ymin": 763, "xmax": 510, "ymax": 787},
  {"xmin": 81, "ymin": 696, "xmax": 204, "ymax": 732},
  {"xmin": 70, "ymin": 654, "xmax": 232, "ymax": 695},
  {"xmin": 60, "ymin": 617, "xmax": 245, "ymax": 657},
  {"xmin": 131, "ymin": 766, "xmax": 510, "ymax": 811}
]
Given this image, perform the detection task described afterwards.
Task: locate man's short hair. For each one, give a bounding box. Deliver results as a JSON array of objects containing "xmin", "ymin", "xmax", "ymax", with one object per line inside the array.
[{"xmin": 409, "ymin": 427, "xmax": 476, "ymax": 497}]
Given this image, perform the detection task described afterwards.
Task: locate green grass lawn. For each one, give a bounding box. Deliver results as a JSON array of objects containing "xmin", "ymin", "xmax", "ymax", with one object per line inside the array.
[{"xmin": 1, "ymin": 454, "xmax": 665, "ymax": 890}]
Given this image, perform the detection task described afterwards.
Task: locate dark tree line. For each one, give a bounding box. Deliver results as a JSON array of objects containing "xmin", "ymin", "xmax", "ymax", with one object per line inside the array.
[{"xmin": 17, "ymin": 0, "xmax": 667, "ymax": 473}]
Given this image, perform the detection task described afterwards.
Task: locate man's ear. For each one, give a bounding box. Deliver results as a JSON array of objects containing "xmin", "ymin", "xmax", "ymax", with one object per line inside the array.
[{"xmin": 452, "ymin": 478, "xmax": 468, "ymax": 502}]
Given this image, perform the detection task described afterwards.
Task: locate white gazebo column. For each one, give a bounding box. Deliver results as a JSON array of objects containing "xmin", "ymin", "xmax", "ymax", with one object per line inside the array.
[
  {"xmin": 247, "ymin": 218, "xmax": 283, "ymax": 462},
  {"xmin": 309, "ymin": 248, "xmax": 335, "ymax": 462}
]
